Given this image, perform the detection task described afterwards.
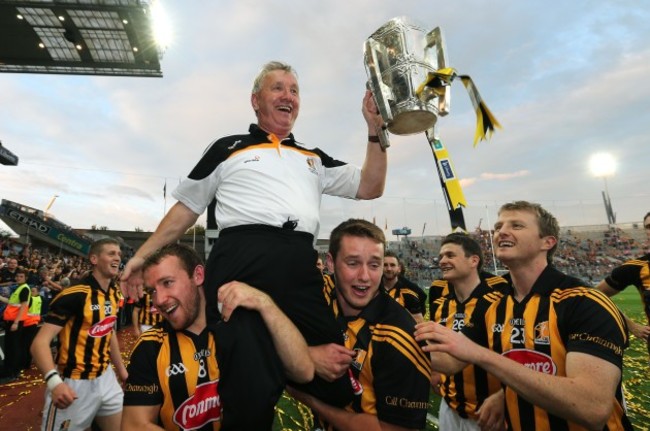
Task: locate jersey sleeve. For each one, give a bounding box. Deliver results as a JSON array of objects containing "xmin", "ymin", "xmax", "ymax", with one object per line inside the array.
[
  {"xmin": 428, "ymin": 281, "xmax": 448, "ymax": 310},
  {"xmin": 315, "ymin": 149, "xmax": 360, "ymax": 199},
  {"xmin": 605, "ymin": 260, "xmax": 643, "ymax": 291},
  {"xmin": 172, "ymin": 138, "xmax": 229, "ymax": 215},
  {"xmin": 402, "ymin": 289, "xmax": 423, "ymax": 314},
  {"xmin": 371, "ymin": 325, "xmax": 431, "ymax": 428},
  {"xmin": 44, "ymin": 288, "xmax": 85, "ymax": 326},
  {"xmin": 558, "ymin": 288, "xmax": 628, "ymax": 368},
  {"xmin": 123, "ymin": 338, "xmax": 164, "ymax": 406}
]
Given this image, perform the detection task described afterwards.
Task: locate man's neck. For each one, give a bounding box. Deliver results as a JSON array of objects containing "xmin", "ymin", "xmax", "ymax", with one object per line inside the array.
[
  {"xmin": 186, "ymin": 312, "xmax": 207, "ymax": 336},
  {"xmin": 507, "ymin": 259, "xmax": 548, "ymax": 301},
  {"xmin": 449, "ymin": 273, "xmax": 481, "ymax": 303},
  {"xmin": 257, "ymin": 123, "xmax": 291, "ymax": 141},
  {"xmin": 383, "ymin": 276, "xmax": 398, "ymax": 291},
  {"xmin": 91, "ymin": 270, "xmax": 111, "ymax": 292}
]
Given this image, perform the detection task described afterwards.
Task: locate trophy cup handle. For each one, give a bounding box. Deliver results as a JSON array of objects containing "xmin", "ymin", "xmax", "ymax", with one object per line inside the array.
[
  {"xmin": 364, "ymin": 38, "xmax": 394, "ymax": 125},
  {"xmin": 425, "ymin": 27, "xmax": 451, "ymax": 116}
]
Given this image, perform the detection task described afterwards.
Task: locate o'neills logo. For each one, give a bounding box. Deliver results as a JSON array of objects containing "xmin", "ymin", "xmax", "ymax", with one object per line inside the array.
[
  {"xmin": 173, "ymin": 380, "xmax": 221, "ymax": 430},
  {"xmin": 88, "ymin": 315, "xmax": 117, "ymax": 337},
  {"xmin": 503, "ymin": 348, "xmax": 557, "ymax": 375}
]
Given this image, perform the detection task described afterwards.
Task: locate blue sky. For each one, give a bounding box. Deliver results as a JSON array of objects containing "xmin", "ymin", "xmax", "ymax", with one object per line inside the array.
[{"xmin": 1, "ymin": 0, "xmax": 649, "ymax": 239}]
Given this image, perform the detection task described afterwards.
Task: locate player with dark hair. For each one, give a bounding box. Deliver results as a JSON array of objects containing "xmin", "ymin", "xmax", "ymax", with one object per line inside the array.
[
  {"xmin": 289, "ymin": 219, "xmax": 431, "ymax": 430},
  {"xmin": 122, "ymin": 243, "xmax": 312, "ymax": 430},
  {"xmin": 382, "ymin": 250, "xmax": 426, "ymax": 322},
  {"xmin": 430, "ymin": 232, "xmax": 508, "ymax": 430}
]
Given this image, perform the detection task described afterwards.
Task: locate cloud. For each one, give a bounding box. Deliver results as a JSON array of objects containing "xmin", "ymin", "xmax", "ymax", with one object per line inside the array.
[
  {"xmin": 1, "ymin": 1, "xmax": 648, "ymax": 238},
  {"xmin": 480, "ymin": 170, "xmax": 531, "ymax": 181}
]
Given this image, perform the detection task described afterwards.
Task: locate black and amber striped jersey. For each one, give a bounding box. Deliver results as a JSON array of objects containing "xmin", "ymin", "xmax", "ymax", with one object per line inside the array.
[
  {"xmin": 429, "ymin": 272, "xmax": 508, "ymax": 316},
  {"xmin": 124, "ymin": 322, "xmax": 221, "ymax": 431},
  {"xmin": 135, "ymin": 292, "xmax": 163, "ymax": 326},
  {"xmin": 430, "ymin": 279, "xmax": 506, "ymax": 419},
  {"xmin": 463, "ymin": 266, "xmax": 632, "ymax": 431},
  {"xmin": 384, "ymin": 277, "xmax": 425, "ymax": 316},
  {"xmin": 323, "ymin": 273, "xmax": 336, "ymax": 306},
  {"xmin": 606, "ymin": 253, "xmax": 650, "ymax": 322},
  {"xmin": 45, "ymin": 274, "xmax": 120, "ymax": 380},
  {"xmin": 318, "ymin": 290, "xmax": 431, "ymax": 430}
]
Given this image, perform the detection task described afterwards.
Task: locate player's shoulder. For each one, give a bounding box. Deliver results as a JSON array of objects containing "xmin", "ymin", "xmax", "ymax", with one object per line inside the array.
[
  {"xmin": 204, "ymin": 132, "xmax": 257, "ymax": 154},
  {"xmin": 378, "ymin": 294, "xmax": 419, "ymax": 329},
  {"xmin": 430, "ymin": 279, "xmax": 448, "ymax": 288},
  {"xmin": 621, "ymin": 253, "xmax": 650, "ymax": 267},
  {"xmin": 131, "ymin": 325, "xmax": 168, "ymax": 352},
  {"xmin": 53, "ymin": 284, "xmax": 90, "ymax": 300}
]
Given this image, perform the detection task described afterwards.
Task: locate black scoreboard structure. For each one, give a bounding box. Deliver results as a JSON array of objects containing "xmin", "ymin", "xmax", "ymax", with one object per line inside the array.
[{"xmin": 0, "ymin": 0, "xmax": 163, "ymax": 77}]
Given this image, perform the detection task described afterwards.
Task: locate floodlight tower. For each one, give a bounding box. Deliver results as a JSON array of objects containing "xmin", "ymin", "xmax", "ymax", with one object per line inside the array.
[{"xmin": 589, "ymin": 152, "xmax": 616, "ymax": 225}]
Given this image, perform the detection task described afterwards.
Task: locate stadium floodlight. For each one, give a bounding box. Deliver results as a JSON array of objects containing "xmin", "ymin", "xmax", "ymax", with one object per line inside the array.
[
  {"xmin": 589, "ymin": 152, "xmax": 616, "ymax": 225},
  {"xmin": 150, "ymin": 0, "xmax": 172, "ymax": 53},
  {"xmin": 0, "ymin": 0, "xmax": 164, "ymax": 77},
  {"xmin": 589, "ymin": 152, "xmax": 616, "ymax": 178}
]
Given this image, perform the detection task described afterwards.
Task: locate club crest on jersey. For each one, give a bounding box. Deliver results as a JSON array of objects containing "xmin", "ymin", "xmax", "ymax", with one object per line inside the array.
[
  {"xmin": 502, "ymin": 348, "xmax": 557, "ymax": 375},
  {"xmin": 351, "ymin": 348, "xmax": 367, "ymax": 371},
  {"xmin": 534, "ymin": 321, "xmax": 551, "ymax": 345},
  {"xmin": 173, "ymin": 380, "xmax": 221, "ymax": 429},
  {"xmin": 306, "ymin": 158, "xmax": 318, "ymax": 175},
  {"xmin": 88, "ymin": 315, "xmax": 117, "ymax": 337}
]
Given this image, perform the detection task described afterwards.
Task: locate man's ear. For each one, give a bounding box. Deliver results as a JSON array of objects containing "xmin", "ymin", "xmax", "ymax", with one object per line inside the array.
[
  {"xmin": 326, "ymin": 253, "xmax": 335, "ymax": 275},
  {"xmin": 541, "ymin": 236, "xmax": 558, "ymax": 252},
  {"xmin": 89, "ymin": 254, "xmax": 98, "ymax": 266},
  {"xmin": 193, "ymin": 265, "xmax": 205, "ymax": 286},
  {"xmin": 251, "ymin": 92, "xmax": 259, "ymax": 112}
]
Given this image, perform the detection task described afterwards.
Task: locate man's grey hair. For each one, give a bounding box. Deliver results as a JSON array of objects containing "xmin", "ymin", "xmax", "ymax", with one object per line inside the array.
[{"xmin": 252, "ymin": 61, "xmax": 298, "ymax": 94}]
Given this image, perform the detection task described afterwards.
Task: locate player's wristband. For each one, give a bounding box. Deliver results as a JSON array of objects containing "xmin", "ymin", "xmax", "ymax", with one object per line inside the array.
[
  {"xmin": 44, "ymin": 369, "xmax": 58, "ymax": 381},
  {"xmin": 46, "ymin": 372, "xmax": 63, "ymax": 391},
  {"xmin": 368, "ymin": 135, "xmax": 380, "ymax": 143}
]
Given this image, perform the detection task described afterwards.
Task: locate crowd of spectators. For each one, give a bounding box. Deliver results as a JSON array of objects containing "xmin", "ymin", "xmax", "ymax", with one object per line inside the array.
[{"xmin": 1, "ymin": 238, "xmax": 94, "ymax": 317}]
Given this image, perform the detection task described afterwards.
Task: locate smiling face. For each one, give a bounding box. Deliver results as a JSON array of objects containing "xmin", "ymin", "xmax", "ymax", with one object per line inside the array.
[
  {"xmin": 383, "ymin": 256, "xmax": 400, "ymax": 282},
  {"xmin": 493, "ymin": 209, "xmax": 556, "ymax": 268},
  {"xmin": 144, "ymin": 255, "xmax": 205, "ymax": 333},
  {"xmin": 438, "ymin": 243, "xmax": 478, "ymax": 283},
  {"xmin": 90, "ymin": 243, "xmax": 122, "ymax": 281},
  {"xmin": 328, "ymin": 234, "xmax": 384, "ymax": 317},
  {"xmin": 251, "ymin": 69, "xmax": 300, "ymax": 139}
]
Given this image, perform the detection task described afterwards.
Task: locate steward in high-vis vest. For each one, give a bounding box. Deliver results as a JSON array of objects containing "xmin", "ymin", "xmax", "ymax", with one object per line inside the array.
[
  {"xmin": 1, "ymin": 270, "xmax": 30, "ymax": 381},
  {"xmin": 23, "ymin": 286, "xmax": 43, "ymax": 370}
]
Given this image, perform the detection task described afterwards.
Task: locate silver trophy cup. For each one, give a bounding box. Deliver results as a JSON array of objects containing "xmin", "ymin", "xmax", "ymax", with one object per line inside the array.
[{"xmin": 364, "ymin": 17, "xmax": 450, "ymax": 136}]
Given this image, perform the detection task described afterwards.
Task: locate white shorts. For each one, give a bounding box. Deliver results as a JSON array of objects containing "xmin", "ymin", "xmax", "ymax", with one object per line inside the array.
[
  {"xmin": 41, "ymin": 366, "xmax": 123, "ymax": 431},
  {"xmin": 438, "ymin": 398, "xmax": 480, "ymax": 431}
]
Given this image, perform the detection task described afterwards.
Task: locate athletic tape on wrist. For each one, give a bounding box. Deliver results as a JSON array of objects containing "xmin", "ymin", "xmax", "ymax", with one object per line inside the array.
[{"xmin": 47, "ymin": 374, "xmax": 63, "ymax": 391}]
